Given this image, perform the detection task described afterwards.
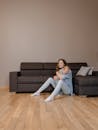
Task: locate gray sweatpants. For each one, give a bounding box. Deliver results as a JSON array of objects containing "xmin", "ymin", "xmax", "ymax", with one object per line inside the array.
[{"xmin": 36, "ymin": 77, "xmax": 71, "ymax": 98}]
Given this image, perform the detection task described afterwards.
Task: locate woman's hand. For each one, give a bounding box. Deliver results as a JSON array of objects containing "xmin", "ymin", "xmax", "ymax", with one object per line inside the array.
[
  {"xmin": 56, "ymin": 72, "xmax": 63, "ymax": 80},
  {"xmin": 62, "ymin": 66, "xmax": 69, "ymax": 74},
  {"xmin": 53, "ymin": 75, "xmax": 59, "ymax": 80},
  {"xmin": 56, "ymin": 66, "xmax": 70, "ymax": 80}
]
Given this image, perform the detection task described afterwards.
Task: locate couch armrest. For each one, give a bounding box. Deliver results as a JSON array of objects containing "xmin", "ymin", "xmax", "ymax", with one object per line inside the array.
[
  {"xmin": 9, "ymin": 71, "xmax": 21, "ymax": 92},
  {"xmin": 75, "ymin": 76, "xmax": 98, "ymax": 86}
]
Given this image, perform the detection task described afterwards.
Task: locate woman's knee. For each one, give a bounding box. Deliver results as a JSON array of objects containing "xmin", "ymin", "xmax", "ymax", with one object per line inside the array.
[
  {"xmin": 58, "ymin": 79, "xmax": 63, "ymax": 84},
  {"xmin": 47, "ymin": 77, "xmax": 54, "ymax": 82}
]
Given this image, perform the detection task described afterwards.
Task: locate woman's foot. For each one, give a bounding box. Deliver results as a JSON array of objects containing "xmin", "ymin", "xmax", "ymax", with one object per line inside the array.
[
  {"xmin": 31, "ymin": 92, "xmax": 40, "ymax": 96},
  {"xmin": 44, "ymin": 96, "xmax": 54, "ymax": 102}
]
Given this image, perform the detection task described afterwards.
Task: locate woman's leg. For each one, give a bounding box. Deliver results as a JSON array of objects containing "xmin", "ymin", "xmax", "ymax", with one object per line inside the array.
[
  {"xmin": 31, "ymin": 77, "xmax": 56, "ymax": 96},
  {"xmin": 45, "ymin": 80, "xmax": 70, "ymax": 102}
]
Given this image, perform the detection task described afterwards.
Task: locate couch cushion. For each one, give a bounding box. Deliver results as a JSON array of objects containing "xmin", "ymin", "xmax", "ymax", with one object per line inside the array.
[
  {"xmin": 68, "ymin": 63, "xmax": 87, "ymax": 70},
  {"xmin": 44, "ymin": 63, "xmax": 57, "ymax": 70},
  {"xmin": 75, "ymin": 76, "xmax": 98, "ymax": 86},
  {"xmin": 68, "ymin": 63, "xmax": 88, "ymax": 77},
  {"xmin": 21, "ymin": 63, "xmax": 43, "ymax": 70},
  {"xmin": 21, "ymin": 70, "xmax": 42, "ymax": 76},
  {"xmin": 42, "ymin": 70, "xmax": 56, "ymax": 76},
  {"xmin": 17, "ymin": 83, "xmax": 42, "ymax": 92},
  {"xmin": 92, "ymin": 71, "xmax": 98, "ymax": 76},
  {"xmin": 43, "ymin": 76, "xmax": 51, "ymax": 82},
  {"xmin": 18, "ymin": 76, "xmax": 44, "ymax": 84}
]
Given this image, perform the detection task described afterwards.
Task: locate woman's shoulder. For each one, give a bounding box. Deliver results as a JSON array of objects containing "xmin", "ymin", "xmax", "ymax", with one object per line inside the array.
[
  {"xmin": 64, "ymin": 65, "xmax": 70, "ymax": 70},
  {"xmin": 64, "ymin": 66, "xmax": 72, "ymax": 73}
]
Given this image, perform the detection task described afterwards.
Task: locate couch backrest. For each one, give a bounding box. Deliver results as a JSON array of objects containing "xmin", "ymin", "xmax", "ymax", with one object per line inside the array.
[
  {"xmin": 21, "ymin": 63, "xmax": 43, "ymax": 76},
  {"xmin": 21, "ymin": 62, "xmax": 56, "ymax": 76},
  {"xmin": 42, "ymin": 63, "xmax": 57, "ymax": 76},
  {"xmin": 21, "ymin": 63, "xmax": 43, "ymax": 70},
  {"xmin": 20, "ymin": 62, "xmax": 87, "ymax": 76},
  {"xmin": 68, "ymin": 62, "xmax": 88, "ymax": 77}
]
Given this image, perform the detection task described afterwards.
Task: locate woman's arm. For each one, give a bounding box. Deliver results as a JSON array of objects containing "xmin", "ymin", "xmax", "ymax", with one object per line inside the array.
[
  {"xmin": 62, "ymin": 66, "xmax": 70, "ymax": 74},
  {"xmin": 56, "ymin": 66, "xmax": 70, "ymax": 80},
  {"xmin": 53, "ymin": 75, "xmax": 59, "ymax": 80},
  {"xmin": 56, "ymin": 71, "xmax": 62, "ymax": 80}
]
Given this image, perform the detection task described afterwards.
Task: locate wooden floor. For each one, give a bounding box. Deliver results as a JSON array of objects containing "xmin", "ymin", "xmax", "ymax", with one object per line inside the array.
[{"xmin": 0, "ymin": 87, "xmax": 98, "ymax": 130}]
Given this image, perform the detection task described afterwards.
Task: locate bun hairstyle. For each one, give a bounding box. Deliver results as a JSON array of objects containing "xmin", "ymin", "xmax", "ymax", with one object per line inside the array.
[{"xmin": 56, "ymin": 58, "xmax": 67, "ymax": 71}]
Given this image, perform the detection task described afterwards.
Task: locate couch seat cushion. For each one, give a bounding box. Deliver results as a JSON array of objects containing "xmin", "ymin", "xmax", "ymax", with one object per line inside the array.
[
  {"xmin": 43, "ymin": 76, "xmax": 51, "ymax": 82},
  {"xmin": 75, "ymin": 76, "xmax": 98, "ymax": 86},
  {"xmin": 18, "ymin": 76, "xmax": 44, "ymax": 84}
]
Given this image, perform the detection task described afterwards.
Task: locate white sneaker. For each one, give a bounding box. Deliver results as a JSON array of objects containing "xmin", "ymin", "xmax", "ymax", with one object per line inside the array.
[{"xmin": 31, "ymin": 92, "xmax": 40, "ymax": 96}]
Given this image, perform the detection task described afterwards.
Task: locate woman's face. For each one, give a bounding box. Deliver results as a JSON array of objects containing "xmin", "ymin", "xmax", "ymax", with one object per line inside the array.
[{"xmin": 58, "ymin": 60, "xmax": 65, "ymax": 69}]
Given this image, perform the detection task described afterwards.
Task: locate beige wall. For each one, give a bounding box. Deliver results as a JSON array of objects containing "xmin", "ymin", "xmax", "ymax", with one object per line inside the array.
[
  {"xmin": 96, "ymin": 0, "xmax": 98, "ymax": 69},
  {"xmin": 0, "ymin": 0, "xmax": 98, "ymax": 86}
]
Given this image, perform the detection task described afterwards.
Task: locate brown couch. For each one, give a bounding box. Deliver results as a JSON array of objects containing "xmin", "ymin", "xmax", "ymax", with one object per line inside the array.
[
  {"xmin": 75, "ymin": 71, "xmax": 98, "ymax": 96},
  {"xmin": 10, "ymin": 62, "xmax": 89, "ymax": 94}
]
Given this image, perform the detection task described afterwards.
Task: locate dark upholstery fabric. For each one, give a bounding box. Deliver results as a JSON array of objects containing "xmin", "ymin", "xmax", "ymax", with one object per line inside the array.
[
  {"xmin": 68, "ymin": 63, "xmax": 87, "ymax": 70},
  {"xmin": 18, "ymin": 76, "xmax": 43, "ymax": 84},
  {"xmin": 21, "ymin": 63, "xmax": 43, "ymax": 70},
  {"xmin": 92, "ymin": 71, "xmax": 98, "ymax": 76},
  {"xmin": 21, "ymin": 70, "xmax": 43, "ymax": 76},
  {"xmin": 10, "ymin": 62, "xmax": 88, "ymax": 93},
  {"xmin": 17, "ymin": 83, "xmax": 42, "ymax": 92},
  {"xmin": 75, "ymin": 76, "xmax": 98, "ymax": 86},
  {"xmin": 68, "ymin": 62, "xmax": 88, "ymax": 77},
  {"xmin": 44, "ymin": 63, "xmax": 57, "ymax": 70},
  {"xmin": 10, "ymin": 62, "xmax": 98, "ymax": 95},
  {"xmin": 17, "ymin": 83, "xmax": 54, "ymax": 92},
  {"xmin": 43, "ymin": 76, "xmax": 51, "ymax": 82},
  {"xmin": 41, "ymin": 70, "xmax": 56, "ymax": 76}
]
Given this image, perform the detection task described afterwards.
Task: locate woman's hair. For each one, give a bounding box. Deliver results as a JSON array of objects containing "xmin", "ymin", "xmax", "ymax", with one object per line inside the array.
[{"xmin": 56, "ymin": 58, "xmax": 68, "ymax": 71}]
